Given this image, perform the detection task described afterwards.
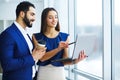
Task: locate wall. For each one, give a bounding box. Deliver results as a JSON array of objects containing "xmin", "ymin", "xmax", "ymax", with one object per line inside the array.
[{"xmin": 0, "ymin": 0, "xmax": 44, "ymax": 35}]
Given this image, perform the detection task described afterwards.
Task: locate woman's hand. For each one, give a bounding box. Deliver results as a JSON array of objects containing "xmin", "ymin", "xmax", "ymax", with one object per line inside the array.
[
  {"xmin": 57, "ymin": 41, "xmax": 68, "ymax": 50},
  {"xmin": 73, "ymin": 50, "xmax": 87, "ymax": 64}
]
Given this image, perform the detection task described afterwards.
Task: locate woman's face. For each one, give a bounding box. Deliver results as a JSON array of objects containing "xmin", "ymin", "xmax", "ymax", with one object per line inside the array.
[{"xmin": 46, "ymin": 10, "xmax": 58, "ymax": 28}]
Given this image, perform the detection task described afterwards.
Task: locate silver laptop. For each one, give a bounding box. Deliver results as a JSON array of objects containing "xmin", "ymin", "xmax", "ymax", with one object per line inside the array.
[{"xmin": 51, "ymin": 34, "xmax": 96, "ymax": 62}]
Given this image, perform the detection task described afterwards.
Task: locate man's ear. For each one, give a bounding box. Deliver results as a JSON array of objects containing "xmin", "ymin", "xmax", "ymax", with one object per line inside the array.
[{"xmin": 20, "ymin": 11, "xmax": 25, "ymax": 18}]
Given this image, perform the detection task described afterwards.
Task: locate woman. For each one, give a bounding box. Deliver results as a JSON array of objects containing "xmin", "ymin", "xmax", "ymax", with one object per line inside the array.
[{"xmin": 32, "ymin": 7, "xmax": 87, "ymax": 80}]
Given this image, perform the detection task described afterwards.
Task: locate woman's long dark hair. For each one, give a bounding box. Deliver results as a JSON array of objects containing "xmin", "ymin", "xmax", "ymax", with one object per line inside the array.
[{"xmin": 40, "ymin": 7, "xmax": 60, "ymax": 33}]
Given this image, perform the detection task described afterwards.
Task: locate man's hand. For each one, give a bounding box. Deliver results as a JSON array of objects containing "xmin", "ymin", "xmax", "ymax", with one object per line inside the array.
[{"xmin": 32, "ymin": 47, "xmax": 46, "ymax": 62}]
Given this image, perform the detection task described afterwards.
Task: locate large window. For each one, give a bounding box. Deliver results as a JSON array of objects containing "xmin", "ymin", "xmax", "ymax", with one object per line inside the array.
[
  {"xmin": 75, "ymin": 0, "xmax": 103, "ymax": 79},
  {"xmin": 112, "ymin": 0, "xmax": 120, "ymax": 79}
]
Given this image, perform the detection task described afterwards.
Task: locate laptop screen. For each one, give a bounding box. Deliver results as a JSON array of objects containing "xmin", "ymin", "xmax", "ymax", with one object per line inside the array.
[{"xmin": 72, "ymin": 34, "xmax": 97, "ymax": 59}]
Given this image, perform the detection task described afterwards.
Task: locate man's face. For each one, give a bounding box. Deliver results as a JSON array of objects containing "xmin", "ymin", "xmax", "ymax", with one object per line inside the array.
[{"xmin": 23, "ymin": 6, "xmax": 36, "ymax": 28}]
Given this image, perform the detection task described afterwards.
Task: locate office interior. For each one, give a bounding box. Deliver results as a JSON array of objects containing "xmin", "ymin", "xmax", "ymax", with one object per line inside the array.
[{"xmin": 0, "ymin": 0, "xmax": 119, "ymax": 80}]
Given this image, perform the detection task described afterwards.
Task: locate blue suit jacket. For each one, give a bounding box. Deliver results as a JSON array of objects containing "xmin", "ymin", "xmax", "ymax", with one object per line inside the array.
[{"xmin": 0, "ymin": 23, "xmax": 35, "ymax": 80}]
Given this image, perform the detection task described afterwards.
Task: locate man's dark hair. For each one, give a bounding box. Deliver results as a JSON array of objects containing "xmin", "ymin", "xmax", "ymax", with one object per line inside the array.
[{"xmin": 16, "ymin": 1, "xmax": 35, "ymax": 18}]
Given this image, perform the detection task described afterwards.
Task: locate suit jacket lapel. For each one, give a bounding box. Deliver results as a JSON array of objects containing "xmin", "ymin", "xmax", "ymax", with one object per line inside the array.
[{"xmin": 11, "ymin": 23, "xmax": 31, "ymax": 53}]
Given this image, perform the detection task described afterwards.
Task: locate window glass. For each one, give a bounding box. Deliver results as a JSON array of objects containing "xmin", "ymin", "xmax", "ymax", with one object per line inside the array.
[
  {"xmin": 76, "ymin": 0, "xmax": 103, "ymax": 78},
  {"xmin": 112, "ymin": 0, "xmax": 120, "ymax": 79}
]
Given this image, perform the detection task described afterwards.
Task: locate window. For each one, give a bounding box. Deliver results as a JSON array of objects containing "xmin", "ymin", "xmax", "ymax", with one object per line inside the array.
[
  {"xmin": 75, "ymin": 0, "xmax": 103, "ymax": 79},
  {"xmin": 112, "ymin": 0, "xmax": 120, "ymax": 79}
]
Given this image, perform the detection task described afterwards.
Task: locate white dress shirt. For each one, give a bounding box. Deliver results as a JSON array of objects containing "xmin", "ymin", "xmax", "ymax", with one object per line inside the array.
[{"xmin": 14, "ymin": 21, "xmax": 36, "ymax": 78}]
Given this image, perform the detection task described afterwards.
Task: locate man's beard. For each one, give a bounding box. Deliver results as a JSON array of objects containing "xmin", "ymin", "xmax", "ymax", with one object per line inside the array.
[{"xmin": 23, "ymin": 14, "xmax": 32, "ymax": 28}]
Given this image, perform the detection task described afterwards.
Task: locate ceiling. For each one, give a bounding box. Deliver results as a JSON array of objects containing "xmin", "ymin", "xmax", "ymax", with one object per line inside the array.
[{"xmin": 0, "ymin": 0, "xmax": 42, "ymax": 3}]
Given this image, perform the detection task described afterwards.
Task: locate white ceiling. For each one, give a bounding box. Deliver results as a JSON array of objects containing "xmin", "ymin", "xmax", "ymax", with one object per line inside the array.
[{"xmin": 0, "ymin": 0, "xmax": 42, "ymax": 3}]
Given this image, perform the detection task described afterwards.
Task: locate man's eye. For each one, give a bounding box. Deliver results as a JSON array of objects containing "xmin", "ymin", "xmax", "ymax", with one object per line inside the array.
[
  {"xmin": 55, "ymin": 16, "xmax": 58, "ymax": 19},
  {"xmin": 31, "ymin": 13, "xmax": 35, "ymax": 16}
]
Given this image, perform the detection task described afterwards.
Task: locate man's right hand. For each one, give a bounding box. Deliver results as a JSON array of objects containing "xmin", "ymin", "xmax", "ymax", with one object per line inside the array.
[{"xmin": 32, "ymin": 47, "xmax": 46, "ymax": 62}]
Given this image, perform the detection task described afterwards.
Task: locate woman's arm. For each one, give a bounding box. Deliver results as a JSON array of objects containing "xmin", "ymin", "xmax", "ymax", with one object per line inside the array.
[{"xmin": 40, "ymin": 41, "xmax": 68, "ymax": 62}]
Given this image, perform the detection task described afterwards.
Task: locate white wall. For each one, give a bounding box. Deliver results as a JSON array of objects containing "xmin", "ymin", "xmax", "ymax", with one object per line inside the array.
[{"xmin": 0, "ymin": 0, "xmax": 44, "ymax": 36}]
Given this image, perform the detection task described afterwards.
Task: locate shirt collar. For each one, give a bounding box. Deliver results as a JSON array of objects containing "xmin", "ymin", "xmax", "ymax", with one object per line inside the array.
[{"xmin": 14, "ymin": 21, "xmax": 28, "ymax": 35}]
